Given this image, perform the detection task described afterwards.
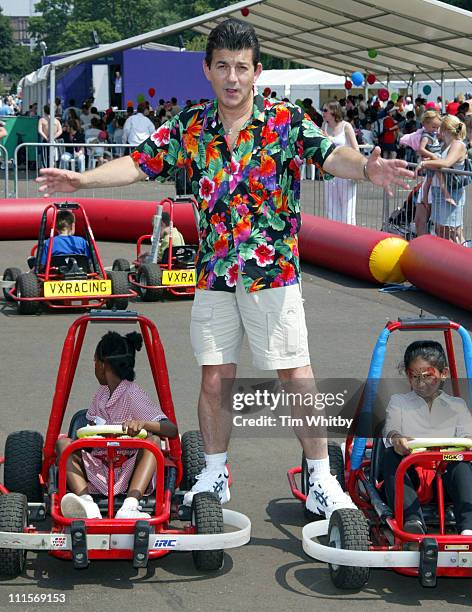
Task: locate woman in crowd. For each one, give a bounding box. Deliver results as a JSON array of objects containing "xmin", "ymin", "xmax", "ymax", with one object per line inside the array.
[{"xmin": 322, "ymin": 100, "xmax": 359, "ymax": 225}]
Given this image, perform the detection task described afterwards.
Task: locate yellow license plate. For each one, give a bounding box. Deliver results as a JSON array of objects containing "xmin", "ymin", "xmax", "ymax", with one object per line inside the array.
[
  {"xmin": 44, "ymin": 279, "xmax": 113, "ymax": 298},
  {"xmin": 161, "ymin": 269, "xmax": 196, "ymax": 286}
]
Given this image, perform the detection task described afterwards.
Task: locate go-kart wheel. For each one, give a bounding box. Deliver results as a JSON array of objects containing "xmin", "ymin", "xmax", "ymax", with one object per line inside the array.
[
  {"xmin": 2, "ymin": 267, "xmax": 21, "ymax": 301},
  {"xmin": 328, "ymin": 508, "xmax": 370, "ymax": 590},
  {"xmin": 112, "ymin": 258, "xmax": 131, "ymax": 272},
  {"xmin": 181, "ymin": 430, "xmax": 205, "ymax": 491},
  {"xmin": 4, "ymin": 430, "xmax": 44, "ymax": 502},
  {"xmin": 137, "ymin": 263, "xmax": 162, "ymax": 302},
  {"xmin": 0, "ymin": 493, "xmax": 28, "ymax": 578},
  {"xmin": 192, "ymin": 492, "xmax": 224, "ymax": 571},
  {"xmin": 16, "ymin": 272, "xmax": 40, "ymax": 315},
  {"xmin": 106, "ymin": 270, "xmax": 129, "ymax": 310}
]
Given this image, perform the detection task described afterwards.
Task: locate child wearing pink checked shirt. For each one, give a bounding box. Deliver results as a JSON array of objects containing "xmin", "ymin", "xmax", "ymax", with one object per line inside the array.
[{"xmin": 58, "ymin": 331, "xmax": 177, "ymax": 519}]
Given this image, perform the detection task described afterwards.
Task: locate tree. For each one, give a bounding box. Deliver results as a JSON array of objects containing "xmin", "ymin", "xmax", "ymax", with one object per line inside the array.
[
  {"xmin": 0, "ymin": 7, "xmax": 14, "ymax": 75},
  {"xmin": 29, "ymin": 0, "xmax": 73, "ymax": 55},
  {"xmin": 58, "ymin": 20, "xmax": 121, "ymax": 51}
]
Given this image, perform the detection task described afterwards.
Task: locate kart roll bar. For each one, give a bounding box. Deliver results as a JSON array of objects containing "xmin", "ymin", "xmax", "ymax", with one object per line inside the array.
[
  {"xmin": 349, "ymin": 318, "xmax": 472, "ymax": 470},
  {"xmin": 42, "ymin": 311, "xmax": 182, "ymax": 482}
]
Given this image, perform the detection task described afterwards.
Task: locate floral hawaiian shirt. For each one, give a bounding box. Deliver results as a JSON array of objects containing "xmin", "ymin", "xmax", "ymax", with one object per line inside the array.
[{"xmin": 131, "ymin": 94, "xmax": 335, "ymax": 292}]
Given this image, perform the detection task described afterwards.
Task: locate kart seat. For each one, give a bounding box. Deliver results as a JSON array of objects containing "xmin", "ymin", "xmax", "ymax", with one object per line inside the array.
[
  {"xmin": 68, "ymin": 409, "xmax": 89, "ymax": 440},
  {"xmin": 49, "ymin": 255, "xmax": 91, "ymax": 275},
  {"xmin": 160, "ymin": 245, "xmax": 197, "ymax": 269}
]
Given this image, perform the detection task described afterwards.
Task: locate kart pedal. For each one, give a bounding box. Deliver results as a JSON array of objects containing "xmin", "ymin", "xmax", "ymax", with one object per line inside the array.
[
  {"xmin": 70, "ymin": 520, "xmax": 88, "ymax": 569},
  {"xmin": 419, "ymin": 537, "xmax": 438, "ymax": 587},
  {"xmin": 133, "ymin": 520, "xmax": 150, "ymax": 568},
  {"xmin": 177, "ymin": 504, "xmax": 192, "ymax": 521}
]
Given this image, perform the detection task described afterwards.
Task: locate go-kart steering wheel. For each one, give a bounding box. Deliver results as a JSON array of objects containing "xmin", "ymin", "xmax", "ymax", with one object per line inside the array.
[{"xmin": 77, "ymin": 424, "xmax": 147, "ymax": 439}]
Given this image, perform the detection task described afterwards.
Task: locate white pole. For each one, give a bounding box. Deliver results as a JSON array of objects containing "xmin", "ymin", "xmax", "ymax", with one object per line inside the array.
[
  {"xmin": 441, "ymin": 70, "xmax": 446, "ymax": 113},
  {"xmin": 49, "ymin": 64, "xmax": 56, "ymax": 168}
]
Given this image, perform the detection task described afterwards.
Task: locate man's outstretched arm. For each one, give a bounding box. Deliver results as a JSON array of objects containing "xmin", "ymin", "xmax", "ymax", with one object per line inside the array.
[{"xmin": 36, "ymin": 155, "xmax": 146, "ymax": 197}]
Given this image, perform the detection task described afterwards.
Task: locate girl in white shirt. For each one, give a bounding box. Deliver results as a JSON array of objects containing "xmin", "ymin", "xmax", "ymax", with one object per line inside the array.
[{"xmin": 383, "ymin": 340, "xmax": 472, "ymax": 535}]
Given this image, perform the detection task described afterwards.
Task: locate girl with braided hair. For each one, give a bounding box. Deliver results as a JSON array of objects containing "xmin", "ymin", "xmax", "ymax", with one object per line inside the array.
[{"xmin": 58, "ymin": 331, "xmax": 177, "ymax": 519}]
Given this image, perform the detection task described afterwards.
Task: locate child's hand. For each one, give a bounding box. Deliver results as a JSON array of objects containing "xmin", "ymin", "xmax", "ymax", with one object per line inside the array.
[
  {"xmin": 122, "ymin": 420, "xmax": 147, "ymax": 437},
  {"xmin": 392, "ymin": 435, "xmax": 411, "ymax": 456}
]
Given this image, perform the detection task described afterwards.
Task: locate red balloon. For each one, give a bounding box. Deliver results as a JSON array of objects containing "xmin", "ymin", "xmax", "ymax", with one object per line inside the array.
[
  {"xmin": 344, "ymin": 80, "xmax": 353, "ymax": 90},
  {"xmin": 148, "ymin": 87, "xmax": 155, "ymax": 98},
  {"xmin": 241, "ymin": 7, "xmax": 249, "ymax": 16},
  {"xmin": 367, "ymin": 73, "xmax": 376, "ymax": 85},
  {"xmin": 378, "ymin": 88, "xmax": 389, "ymax": 102}
]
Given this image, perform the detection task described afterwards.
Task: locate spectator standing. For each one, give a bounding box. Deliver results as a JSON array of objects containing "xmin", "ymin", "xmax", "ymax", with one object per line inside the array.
[
  {"xmin": 322, "ymin": 100, "xmax": 359, "ymax": 224},
  {"xmin": 113, "ymin": 71, "xmax": 123, "ymax": 109},
  {"xmin": 38, "ymin": 104, "xmax": 62, "ymax": 168},
  {"xmin": 80, "ymin": 104, "xmax": 92, "ymax": 130},
  {"xmin": 123, "ymin": 103, "xmax": 155, "ymax": 146}
]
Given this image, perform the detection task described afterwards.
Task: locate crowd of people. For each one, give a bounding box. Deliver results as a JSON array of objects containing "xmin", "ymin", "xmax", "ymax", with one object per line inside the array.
[{"xmin": 292, "ymin": 92, "xmax": 472, "ymax": 243}]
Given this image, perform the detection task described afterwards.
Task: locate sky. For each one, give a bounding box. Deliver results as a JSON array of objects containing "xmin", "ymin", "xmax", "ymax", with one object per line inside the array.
[{"xmin": 0, "ymin": 0, "xmax": 39, "ymax": 17}]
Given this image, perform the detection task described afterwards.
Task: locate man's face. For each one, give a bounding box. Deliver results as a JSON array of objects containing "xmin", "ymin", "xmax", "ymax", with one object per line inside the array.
[{"xmin": 203, "ymin": 48, "xmax": 262, "ymax": 110}]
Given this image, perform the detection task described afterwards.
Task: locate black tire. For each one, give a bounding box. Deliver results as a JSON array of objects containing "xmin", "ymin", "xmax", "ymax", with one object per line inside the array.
[
  {"xmin": 180, "ymin": 430, "xmax": 205, "ymax": 491},
  {"xmin": 4, "ymin": 431, "xmax": 44, "ymax": 502},
  {"xmin": 16, "ymin": 272, "xmax": 40, "ymax": 315},
  {"xmin": 0, "ymin": 493, "xmax": 28, "ymax": 578},
  {"xmin": 2, "ymin": 267, "xmax": 21, "ymax": 301},
  {"xmin": 192, "ymin": 492, "xmax": 224, "ymax": 571},
  {"xmin": 112, "ymin": 258, "xmax": 131, "ymax": 272},
  {"xmin": 328, "ymin": 509, "xmax": 370, "ymax": 590},
  {"xmin": 301, "ymin": 441, "xmax": 345, "ymax": 496},
  {"xmin": 137, "ymin": 263, "xmax": 162, "ymax": 302},
  {"xmin": 106, "ymin": 270, "xmax": 129, "ymax": 310}
]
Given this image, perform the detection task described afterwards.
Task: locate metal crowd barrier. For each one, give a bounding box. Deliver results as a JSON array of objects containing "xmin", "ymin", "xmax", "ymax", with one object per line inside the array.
[
  {"xmin": 0, "ymin": 144, "xmax": 8, "ymax": 198},
  {"xmin": 301, "ymin": 160, "xmax": 472, "ymax": 245},
  {"xmin": 13, "ymin": 142, "xmax": 175, "ymax": 202}
]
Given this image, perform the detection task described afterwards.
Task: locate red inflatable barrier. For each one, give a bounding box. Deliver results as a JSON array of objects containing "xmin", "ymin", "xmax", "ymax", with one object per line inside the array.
[
  {"xmin": 299, "ymin": 215, "xmax": 407, "ymax": 284},
  {"xmin": 0, "ymin": 198, "xmax": 199, "ymax": 243},
  {"xmin": 400, "ymin": 235, "xmax": 472, "ymax": 311}
]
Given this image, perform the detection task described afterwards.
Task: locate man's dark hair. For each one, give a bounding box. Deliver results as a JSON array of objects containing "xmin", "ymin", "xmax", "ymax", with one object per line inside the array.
[
  {"xmin": 161, "ymin": 212, "xmax": 171, "ymax": 226},
  {"xmin": 43, "ymin": 104, "xmax": 50, "ymax": 115},
  {"xmin": 137, "ymin": 102, "xmax": 146, "ymax": 114},
  {"xmin": 171, "ymin": 97, "xmax": 177, "ymax": 104},
  {"xmin": 205, "ymin": 18, "xmax": 260, "ymax": 69}
]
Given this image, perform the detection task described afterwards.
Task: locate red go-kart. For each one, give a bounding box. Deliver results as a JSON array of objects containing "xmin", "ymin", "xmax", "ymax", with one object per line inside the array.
[
  {"xmin": 112, "ymin": 197, "xmax": 198, "ymax": 302},
  {"xmin": 2, "ymin": 201, "xmax": 136, "ymax": 314},
  {"xmin": 288, "ymin": 316, "xmax": 472, "ymax": 589},
  {"xmin": 0, "ymin": 310, "xmax": 250, "ymax": 576}
]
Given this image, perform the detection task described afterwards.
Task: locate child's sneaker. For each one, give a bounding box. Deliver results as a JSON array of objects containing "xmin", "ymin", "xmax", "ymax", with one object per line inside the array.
[
  {"xmin": 306, "ymin": 474, "xmax": 356, "ymax": 519},
  {"xmin": 115, "ymin": 497, "xmax": 150, "ymax": 519},
  {"xmin": 61, "ymin": 493, "xmax": 102, "ymax": 519},
  {"xmin": 183, "ymin": 466, "xmax": 230, "ymax": 506}
]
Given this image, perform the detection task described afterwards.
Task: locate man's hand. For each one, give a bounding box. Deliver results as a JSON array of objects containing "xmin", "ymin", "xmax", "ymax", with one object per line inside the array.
[
  {"xmin": 391, "ymin": 434, "xmax": 411, "ymax": 456},
  {"xmin": 366, "ymin": 147, "xmax": 415, "ymax": 196},
  {"xmin": 122, "ymin": 420, "xmax": 148, "ymax": 437},
  {"xmin": 36, "ymin": 168, "xmax": 83, "ymax": 197}
]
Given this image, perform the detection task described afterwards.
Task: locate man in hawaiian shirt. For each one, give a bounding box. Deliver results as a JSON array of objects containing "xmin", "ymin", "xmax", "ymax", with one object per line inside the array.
[{"xmin": 37, "ymin": 19, "xmax": 413, "ymax": 519}]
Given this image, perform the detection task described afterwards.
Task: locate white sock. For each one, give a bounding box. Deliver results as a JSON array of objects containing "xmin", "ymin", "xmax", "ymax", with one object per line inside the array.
[
  {"xmin": 306, "ymin": 457, "xmax": 330, "ymax": 478},
  {"xmin": 121, "ymin": 496, "xmax": 139, "ymax": 509},
  {"xmin": 205, "ymin": 452, "xmax": 227, "ymax": 470},
  {"xmin": 80, "ymin": 494, "xmax": 94, "ymax": 503}
]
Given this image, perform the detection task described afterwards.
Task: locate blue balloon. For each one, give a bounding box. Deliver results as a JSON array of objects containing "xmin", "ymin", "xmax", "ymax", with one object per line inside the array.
[{"xmin": 351, "ymin": 71, "xmax": 364, "ymax": 87}]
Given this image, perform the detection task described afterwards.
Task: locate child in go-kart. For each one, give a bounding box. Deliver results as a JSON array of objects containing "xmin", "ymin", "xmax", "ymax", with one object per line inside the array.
[
  {"xmin": 57, "ymin": 330, "xmax": 178, "ymax": 519},
  {"xmin": 383, "ymin": 340, "xmax": 472, "ymax": 535},
  {"xmin": 39, "ymin": 210, "xmax": 91, "ymax": 265}
]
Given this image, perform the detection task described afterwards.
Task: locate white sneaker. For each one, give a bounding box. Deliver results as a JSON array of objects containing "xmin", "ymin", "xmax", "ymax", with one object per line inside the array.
[
  {"xmin": 183, "ymin": 466, "xmax": 230, "ymax": 506},
  {"xmin": 115, "ymin": 505, "xmax": 151, "ymax": 519},
  {"xmin": 306, "ymin": 474, "xmax": 356, "ymax": 519},
  {"xmin": 61, "ymin": 493, "xmax": 102, "ymax": 519},
  {"xmin": 461, "ymin": 529, "xmax": 472, "ymax": 536}
]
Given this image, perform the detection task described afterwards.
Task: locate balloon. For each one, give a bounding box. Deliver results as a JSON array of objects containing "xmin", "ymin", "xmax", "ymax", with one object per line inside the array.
[
  {"xmin": 344, "ymin": 80, "xmax": 353, "ymax": 90},
  {"xmin": 366, "ymin": 73, "xmax": 376, "ymax": 85},
  {"xmin": 425, "ymin": 101, "xmax": 440, "ymax": 111},
  {"xmin": 241, "ymin": 7, "xmax": 249, "ymax": 16},
  {"xmin": 137, "ymin": 93, "xmax": 145, "ymax": 103},
  {"xmin": 390, "ymin": 92, "xmax": 399, "ymax": 102},
  {"xmin": 295, "ymin": 99, "xmax": 304, "ymax": 108},
  {"xmin": 127, "ymin": 100, "xmax": 134, "ymax": 107},
  {"xmin": 378, "ymin": 88, "xmax": 389, "ymax": 102},
  {"xmin": 423, "ymin": 85, "xmax": 432, "ymax": 95},
  {"xmin": 148, "ymin": 87, "xmax": 155, "ymax": 98},
  {"xmin": 368, "ymin": 49, "xmax": 378, "ymax": 59},
  {"xmin": 262, "ymin": 87, "xmax": 271, "ymax": 97},
  {"xmin": 351, "ymin": 71, "xmax": 364, "ymax": 87}
]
